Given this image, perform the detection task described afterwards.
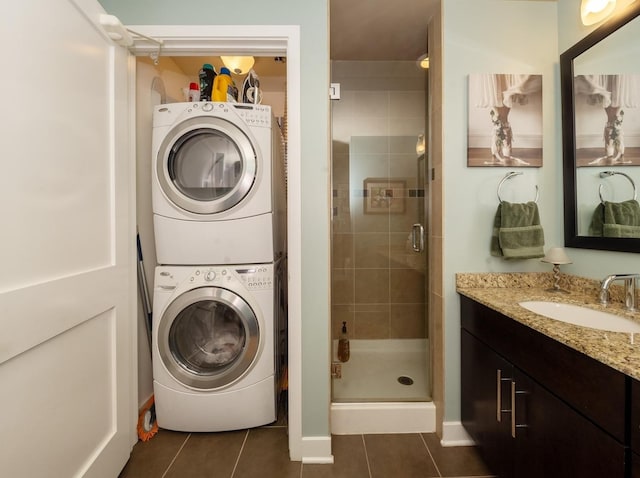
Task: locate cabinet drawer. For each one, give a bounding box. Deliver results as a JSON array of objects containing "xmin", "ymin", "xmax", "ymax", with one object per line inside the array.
[{"xmin": 461, "ymin": 296, "xmax": 627, "ymax": 442}]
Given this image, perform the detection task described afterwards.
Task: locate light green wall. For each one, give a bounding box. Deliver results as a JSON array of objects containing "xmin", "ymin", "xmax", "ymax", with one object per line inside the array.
[
  {"xmin": 442, "ymin": 0, "xmax": 560, "ymax": 424},
  {"xmin": 442, "ymin": 0, "xmax": 639, "ymax": 425},
  {"xmin": 97, "ymin": 0, "xmax": 331, "ymax": 437}
]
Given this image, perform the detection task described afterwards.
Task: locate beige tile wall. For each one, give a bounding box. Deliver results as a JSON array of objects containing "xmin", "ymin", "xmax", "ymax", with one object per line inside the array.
[{"xmin": 330, "ymin": 61, "xmax": 427, "ymax": 342}]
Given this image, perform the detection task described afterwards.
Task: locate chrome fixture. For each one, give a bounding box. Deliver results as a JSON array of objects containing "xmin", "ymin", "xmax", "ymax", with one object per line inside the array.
[
  {"xmin": 599, "ymin": 273, "xmax": 639, "ymax": 310},
  {"xmin": 496, "ymin": 171, "xmax": 539, "ymax": 204}
]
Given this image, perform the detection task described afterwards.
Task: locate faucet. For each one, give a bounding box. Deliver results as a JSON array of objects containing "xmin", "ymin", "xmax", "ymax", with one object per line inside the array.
[{"xmin": 599, "ymin": 274, "xmax": 640, "ymax": 311}]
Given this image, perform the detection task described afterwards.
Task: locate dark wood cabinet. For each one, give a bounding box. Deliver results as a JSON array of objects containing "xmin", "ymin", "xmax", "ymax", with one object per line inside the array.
[
  {"xmin": 631, "ymin": 380, "xmax": 640, "ymax": 476},
  {"xmin": 461, "ymin": 295, "xmax": 628, "ymax": 478},
  {"xmin": 461, "ymin": 330, "xmax": 513, "ymax": 477}
]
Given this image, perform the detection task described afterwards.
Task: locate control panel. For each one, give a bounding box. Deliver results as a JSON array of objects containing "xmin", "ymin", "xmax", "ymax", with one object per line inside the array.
[
  {"xmin": 155, "ymin": 265, "xmax": 273, "ymax": 292},
  {"xmin": 234, "ymin": 265, "xmax": 273, "ymax": 290},
  {"xmin": 233, "ymin": 104, "xmax": 271, "ymax": 127}
]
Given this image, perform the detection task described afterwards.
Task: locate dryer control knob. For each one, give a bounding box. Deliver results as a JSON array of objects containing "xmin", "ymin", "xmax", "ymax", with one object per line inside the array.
[{"xmin": 205, "ymin": 271, "xmax": 216, "ymax": 281}]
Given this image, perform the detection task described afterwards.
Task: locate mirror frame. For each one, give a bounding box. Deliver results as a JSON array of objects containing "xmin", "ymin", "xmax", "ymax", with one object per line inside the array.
[{"xmin": 561, "ymin": 2, "xmax": 640, "ymax": 253}]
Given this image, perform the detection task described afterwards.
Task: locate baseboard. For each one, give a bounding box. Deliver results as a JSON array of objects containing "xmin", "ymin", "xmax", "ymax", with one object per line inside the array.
[
  {"xmin": 301, "ymin": 436, "xmax": 333, "ymax": 464},
  {"xmin": 331, "ymin": 402, "xmax": 436, "ymax": 435},
  {"xmin": 440, "ymin": 421, "xmax": 475, "ymax": 447}
]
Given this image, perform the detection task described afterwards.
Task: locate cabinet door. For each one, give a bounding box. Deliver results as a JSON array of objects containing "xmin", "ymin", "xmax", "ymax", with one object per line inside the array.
[
  {"xmin": 633, "ymin": 453, "xmax": 640, "ymax": 478},
  {"xmin": 461, "ymin": 330, "xmax": 513, "ymax": 478},
  {"xmin": 512, "ymin": 368, "xmax": 626, "ymax": 478}
]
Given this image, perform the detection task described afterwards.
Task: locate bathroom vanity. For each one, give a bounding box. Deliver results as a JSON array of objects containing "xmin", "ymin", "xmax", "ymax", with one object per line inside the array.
[{"xmin": 458, "ymin": 273, "xmax": 640, "ymax": 478}]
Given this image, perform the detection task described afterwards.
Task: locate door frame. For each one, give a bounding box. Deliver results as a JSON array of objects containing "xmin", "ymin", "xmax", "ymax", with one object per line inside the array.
[{"xmin": 128, "ymin": 24, "xmax": 304, "ymax": 461}]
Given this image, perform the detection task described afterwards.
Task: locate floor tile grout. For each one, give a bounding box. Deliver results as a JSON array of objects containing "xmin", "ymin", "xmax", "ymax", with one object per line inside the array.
[
  {"xmin": 161, "ymin": 432, "xmax": 191, "ymax": 478},
  {"xmin": 361, "ymin": 434, "xmax": 373, "ymax": 478},
  {"xmin": 229, "ymin": 429, "xmax": 250, "ymax": 478},
  {"xmin": 419, "ymin": 433, "xmax": 443, "ymax": 477}
]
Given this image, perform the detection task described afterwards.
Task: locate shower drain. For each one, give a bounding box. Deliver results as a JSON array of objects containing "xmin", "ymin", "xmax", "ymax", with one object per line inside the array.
[{"xmin": 397, "ymin": 376, "xmax": 414, "ymax": 386}]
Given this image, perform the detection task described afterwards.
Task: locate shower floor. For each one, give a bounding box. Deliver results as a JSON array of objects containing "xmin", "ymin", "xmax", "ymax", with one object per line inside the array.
[{"xmin": 332, "ymin": 339, "xmax": 430, "ymax": 402}]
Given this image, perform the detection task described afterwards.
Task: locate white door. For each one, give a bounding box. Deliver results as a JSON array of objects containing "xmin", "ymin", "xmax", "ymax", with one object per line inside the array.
[{"xmin": 0, "ymin": 0, "xmax": 135, "ymax": 476}]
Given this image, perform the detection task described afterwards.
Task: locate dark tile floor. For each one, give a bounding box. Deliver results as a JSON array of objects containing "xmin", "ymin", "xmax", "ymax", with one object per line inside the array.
[{"xmin": 119, "ymin": 424, "xmax": 494, "ymax": 478}]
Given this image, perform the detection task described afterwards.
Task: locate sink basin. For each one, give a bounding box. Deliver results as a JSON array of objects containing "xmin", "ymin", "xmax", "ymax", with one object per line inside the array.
[{"xmin": 518, "ymin": 301, "xmax": 640, "ymax": 333}]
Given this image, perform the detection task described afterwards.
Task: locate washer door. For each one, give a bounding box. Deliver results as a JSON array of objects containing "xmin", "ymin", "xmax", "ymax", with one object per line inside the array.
[
  {"xmin": 157, "ymin": 287, "xmax": 260, "ymax": 390},
  {"xmin": 156, "ymin": 116, "xmax": 257, "ymax": 214}
]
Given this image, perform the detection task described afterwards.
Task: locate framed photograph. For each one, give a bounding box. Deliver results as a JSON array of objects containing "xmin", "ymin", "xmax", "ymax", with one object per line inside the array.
[
  {"xmin": 573, "ymin": 74, "xmax": 640, "ymax": 167},
  {"xmin": 363, "ymin": 178, "xmax": 405, "ymax": 214},
  {"xmin": 468, "ymin": 73, "xmax": 543, "ymax": 167}
]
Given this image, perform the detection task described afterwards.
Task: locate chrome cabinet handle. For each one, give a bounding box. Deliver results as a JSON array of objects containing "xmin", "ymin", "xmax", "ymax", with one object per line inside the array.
[
  {"xmin": 411, "ymin": 223, "xmax": 425, "ymax": 252},
  {"xmin": 496, "ymin": 369, "xmax": 512, "ymax": 422},
  {"xmin": 511, "ymin": 381, "xmax": 529, "ymax": 438}
]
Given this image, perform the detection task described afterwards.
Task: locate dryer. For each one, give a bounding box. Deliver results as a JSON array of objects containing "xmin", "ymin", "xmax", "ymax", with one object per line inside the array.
[
  {"xmin": 152, "ymin": 262, "xmax": 285, "ymax": 432},
  {"xmin": 152, "ymin": 102, "xmax": 286, "ymax": 265}
]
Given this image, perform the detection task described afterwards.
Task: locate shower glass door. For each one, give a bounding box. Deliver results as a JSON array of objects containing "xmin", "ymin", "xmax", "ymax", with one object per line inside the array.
[{"xmin": 330, "ymin": 61, "xmax": 429, "ymax": 403}]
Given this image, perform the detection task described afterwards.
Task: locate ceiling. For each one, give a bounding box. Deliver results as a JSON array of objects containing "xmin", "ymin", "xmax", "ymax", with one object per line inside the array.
[
  {"xmin": 170, "ymin": 0, "xmax": 439, "ymax": 79},
  {"xmin": 168, "ymin": 0, "xmax": 558, "ymax": 77},
  {"xmin": 330, "ymin": 0, "xmax": 440, "ymax": 61}
]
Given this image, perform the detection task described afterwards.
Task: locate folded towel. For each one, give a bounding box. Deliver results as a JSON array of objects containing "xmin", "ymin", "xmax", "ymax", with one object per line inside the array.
[
  {"xmin": 588, "ymin": 203, "xmax": 605, "ymax": 236},
  {"xmin": 491, "ymin": 201, "xmax": 545, "ymax": 259},
  {"xmin": 589, "ymin": 199, "xmax": 640, "ymax": 238}
]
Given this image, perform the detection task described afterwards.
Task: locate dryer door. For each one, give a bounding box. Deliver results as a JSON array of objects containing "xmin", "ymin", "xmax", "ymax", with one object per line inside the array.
[
  {"xmin": 156, "ymin": 116, "xmax": 257, "ymax": 214},
  {"xmin": 157, "ymin": 286, "xmax": 260, "ymax": 390}
]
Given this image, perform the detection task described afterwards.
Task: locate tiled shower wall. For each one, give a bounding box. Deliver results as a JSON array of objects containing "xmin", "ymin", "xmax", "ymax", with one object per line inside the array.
[{"xmin": 331, "ymin": 61, "xmax": 427, "ymax": 341}]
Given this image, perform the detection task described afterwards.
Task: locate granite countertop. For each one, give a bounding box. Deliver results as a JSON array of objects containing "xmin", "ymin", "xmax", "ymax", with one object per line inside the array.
[{"xmin": 456, "ymin": 272, "xmax": 640, "ymax": 381}]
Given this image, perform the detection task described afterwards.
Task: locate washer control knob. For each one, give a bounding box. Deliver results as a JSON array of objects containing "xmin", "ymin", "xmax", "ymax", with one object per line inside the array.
[
  {"xmin": 202, "ymin": 102, "xmax": 214, "ymax": 112},
  {"xmin": 205, "ymin": 271, "xmax": 216, "ymax": 281}
]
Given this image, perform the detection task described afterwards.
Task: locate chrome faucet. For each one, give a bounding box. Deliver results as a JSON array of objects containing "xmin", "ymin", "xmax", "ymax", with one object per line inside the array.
[{"xmin": 599, "ymin": 274, "xmax": 640, "ymax": 311}]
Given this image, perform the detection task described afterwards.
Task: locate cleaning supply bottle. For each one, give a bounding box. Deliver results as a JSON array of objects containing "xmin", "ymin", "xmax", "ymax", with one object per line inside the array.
[
  {"xmin": 213, "ymin": 67, "xmax": 238, "ymax": 102},
  {"xmin": 337, "ymin": 321, "xmax": 350, "ymax": 363},
  {"xmin": 198, "ymin": 64, "xmax": 216, "ymax": 101},
  {"xmin": 188, "ymin": 82, "xmax": 200, "ymax": 102}
]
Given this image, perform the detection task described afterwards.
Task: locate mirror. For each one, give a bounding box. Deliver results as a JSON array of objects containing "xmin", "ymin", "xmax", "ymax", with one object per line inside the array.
[{"xmin": 561, "ymin": 2, "xmax": 640, "ymax": 252}]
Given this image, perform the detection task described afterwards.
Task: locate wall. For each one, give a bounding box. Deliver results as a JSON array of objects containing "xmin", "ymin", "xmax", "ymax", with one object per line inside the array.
[
  {"xmin": 98, "ymin": 0, "xmax": 331, "ymax": 439},
  {"xmin": 441, "ymin": 0, "xmax": 560, "ymax": 431},
  {"xmin": 331, "ymin": 61, "xmax": 427, "ymax": 343},
  {"xmin": 441, "ymin": 0, "xmax": 640, "ymax": 432}
]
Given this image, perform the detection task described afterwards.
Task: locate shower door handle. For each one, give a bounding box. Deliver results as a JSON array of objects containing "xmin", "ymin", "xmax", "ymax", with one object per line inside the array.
[{"xmin": 411, "ymin": 224, "xmax": 425, "ymax": 252}]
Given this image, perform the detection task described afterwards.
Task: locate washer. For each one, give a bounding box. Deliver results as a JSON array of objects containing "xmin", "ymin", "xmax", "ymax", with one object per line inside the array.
[
  {"xmin": 152, "ymin": 102, "xmax": 286, "ymax": 265},
  {"xmin": 152, "ymin": 262, "xmax": 285, "ymax": 432}
]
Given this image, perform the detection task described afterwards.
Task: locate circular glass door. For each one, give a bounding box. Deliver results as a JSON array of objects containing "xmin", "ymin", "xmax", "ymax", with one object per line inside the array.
[
  {"xmin": 156, "ymin": 117, "xmax": 257, "ymax": 214},
  {"xmin": 158, "ymin": 287, "xmax": 260, "ymax": 390}
]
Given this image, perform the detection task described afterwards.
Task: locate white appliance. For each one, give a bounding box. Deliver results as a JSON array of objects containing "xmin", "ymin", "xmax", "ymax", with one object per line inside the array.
[
  {"xmin": 152, "ymin": 262, "xmax": 286, "ymax": 432},
  {"xmin": 152, "ymin": 102, "xmax": 286, "ymax": 265}
]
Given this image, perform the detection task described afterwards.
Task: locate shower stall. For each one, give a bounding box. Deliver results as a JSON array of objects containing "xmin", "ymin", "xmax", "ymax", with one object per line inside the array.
[{"xmin": 330, "ymin": 60, "xmax": 434, "ymax": 434}]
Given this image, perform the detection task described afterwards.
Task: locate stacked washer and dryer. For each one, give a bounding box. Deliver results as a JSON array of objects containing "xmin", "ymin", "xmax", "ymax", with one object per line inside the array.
[{"xmin": 151, "ymin": 101, "xmax": 287, "ymax": 432}]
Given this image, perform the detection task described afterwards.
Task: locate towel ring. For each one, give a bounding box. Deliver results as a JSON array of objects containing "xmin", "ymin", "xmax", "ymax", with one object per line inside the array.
[
  {"xmin": 598, "ymin": 171, "xmax": 637, "ymax": 204},
  {"xmin": 497, "ymin": 171, "xmax": 539, "ymax": 203}
]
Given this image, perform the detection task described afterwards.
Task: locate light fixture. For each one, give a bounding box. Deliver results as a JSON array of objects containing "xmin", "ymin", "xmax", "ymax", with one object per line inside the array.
[
  {"xmin": 580, "ymin": 0, "xmax": 617, "ymax": 26},
  {"xmin": 416, "ymin": 53, "xmax": 429, "ymax": 70},
  {"xmin": 416, "ymin": 134, "xmax": 426, "ymax": 155},
  {"xmin": 221, "ymin": 56, "xmax": 255, "ymax": 75},
  {"xmin": 541, "ymin": 247, "xmax": 572, "ymax": 293}
]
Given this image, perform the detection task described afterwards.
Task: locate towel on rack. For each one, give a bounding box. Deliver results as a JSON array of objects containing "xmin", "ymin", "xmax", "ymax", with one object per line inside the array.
[
  {"xmin": 589, "ymin": 200, "xmax": 640, "ymax": 238},
  {"xmin": 491, "ymin": 201, "xmax": 545, "ymax": 259}
]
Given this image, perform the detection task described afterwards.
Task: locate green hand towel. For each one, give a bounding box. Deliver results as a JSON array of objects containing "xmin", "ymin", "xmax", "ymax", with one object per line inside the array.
[
  {"xmin": 490, "ymin": 201, "xmax": 545, "ymax": 259},
  {"xmin": 588, "ymin": 203, "xmax": 605, "ymax": 237},
  {"xmin": 589, "ymin": 200, "xmax": 640, "ymax": 238},
  {"xmin": 603, "ymin": 223, "xmax": 640, "ymax": 238}
]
